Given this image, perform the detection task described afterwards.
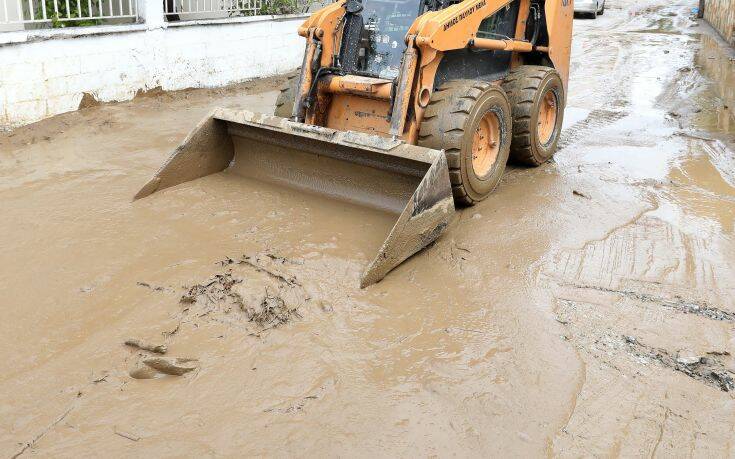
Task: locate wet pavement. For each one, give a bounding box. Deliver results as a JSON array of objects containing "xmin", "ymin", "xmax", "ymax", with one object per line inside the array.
[{"xmin": 1, "ymin": 0, "xmax": 734, "ymax": 455}]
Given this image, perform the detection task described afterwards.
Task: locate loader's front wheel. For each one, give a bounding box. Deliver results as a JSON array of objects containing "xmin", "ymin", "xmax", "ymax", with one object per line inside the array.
[
  {"xmin": 502, "ymin": 65, "xmax": 565, "ymax": 166},
  {"xmin": 274, "ymin": 69, "xmax": 300, "ymax": 118},
  {"xmin": 419, "ymin": 80, "xmax": 512, "ymax": 206}
]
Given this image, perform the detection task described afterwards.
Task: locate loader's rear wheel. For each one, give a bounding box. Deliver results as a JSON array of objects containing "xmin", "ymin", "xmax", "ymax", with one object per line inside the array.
[
  {"xmin": 274, "ymin": 69, "xmax": 300, "ymax": 118},
  {"xmin": 419, "ymin": 80, "xmax": 512, "ymax": 206},
  {"xmin": 502, "ymin": 65, "xmax": 564, "ymax": 166}
]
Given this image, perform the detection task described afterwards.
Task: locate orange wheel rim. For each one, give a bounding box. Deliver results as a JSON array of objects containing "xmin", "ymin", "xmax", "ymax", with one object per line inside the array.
[
  {"xmin": 538, "ymin": 90, "xmax": 558, "ymax": 145},
  {"xmin": 472, "ymin": 111, "xmax": 501, "ymax": 178}
]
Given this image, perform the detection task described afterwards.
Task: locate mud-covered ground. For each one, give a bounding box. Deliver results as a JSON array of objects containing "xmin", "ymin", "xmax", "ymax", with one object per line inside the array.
[{"xmin": 1, "ymin": 0, "xmax": 734, "ymax": 456}]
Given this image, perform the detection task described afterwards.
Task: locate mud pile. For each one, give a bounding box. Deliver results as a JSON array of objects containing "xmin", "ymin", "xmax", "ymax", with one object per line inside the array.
[{"xmin": 179, "ymin": 256, "xmax": 303, "ymax": 330}]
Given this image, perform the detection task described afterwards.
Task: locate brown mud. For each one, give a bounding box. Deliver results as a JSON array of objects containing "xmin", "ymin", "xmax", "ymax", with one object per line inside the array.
[{"xmin": 1, "ymin": 0, "xmax": 735, "ymax": 455}]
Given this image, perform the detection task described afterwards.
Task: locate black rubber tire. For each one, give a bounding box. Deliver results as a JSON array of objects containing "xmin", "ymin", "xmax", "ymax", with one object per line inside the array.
[
  {"xmin": 501, "ymin": 65, "xmax": 565, "ymax": 166},
  {"xmin": 274, "ymin": 69, "xmax": 300, "ymax": 118},
  {"xmin": 418, "ymin": 80, "xmax": 512, "ymax": 206}
]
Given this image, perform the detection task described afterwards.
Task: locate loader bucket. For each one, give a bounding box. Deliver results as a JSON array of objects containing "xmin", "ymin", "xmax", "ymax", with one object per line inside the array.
[{"xmin": 135, "ymin": 108, "xmax": 455, "ymax": 287}]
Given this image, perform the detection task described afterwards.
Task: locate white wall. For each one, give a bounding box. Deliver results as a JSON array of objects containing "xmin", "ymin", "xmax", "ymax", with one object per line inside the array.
[
  {"xmin": 0, "ymin": 15, "xmax": 306, "ymax": 129},
  {"xmin": 0, "ymin": 0, "xmax": 24, "ymax": 33}
]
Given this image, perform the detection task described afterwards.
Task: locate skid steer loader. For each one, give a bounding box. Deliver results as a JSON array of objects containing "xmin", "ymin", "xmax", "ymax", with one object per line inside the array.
[{"xmin": 135, "ymin": 0, "xmax": 573, "ymax": 287}]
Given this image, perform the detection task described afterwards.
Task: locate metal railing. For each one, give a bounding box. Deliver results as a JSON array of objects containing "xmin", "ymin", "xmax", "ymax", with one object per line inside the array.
[
  {"xmin": 163, "ymin": 0, "xmax": 319, "ymax": 19},
  {"xmin": 0, "ymin": 0, "xmax": 137, "ymax": 24},
  {"xmin": 0, "ymin": 0, "xmax": 325, "ymax": 26},
  {"xmin": 165, "ymin": 0, "xmax": 263, "ymax": 17}
]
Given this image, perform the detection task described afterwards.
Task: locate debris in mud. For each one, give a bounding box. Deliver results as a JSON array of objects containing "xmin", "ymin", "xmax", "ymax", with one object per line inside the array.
[
  {"xmin": 263, "ymin": 378, "xmax": 334, "ymax": 414},
  {"xmin": 318, "ymin": 300, "xmax": 333, "ymax": 313},
  {"xmin": 219, "ymin": 254, "xmax": 301, "ymax": 287},
  {"xmin": 12, "ymin": 407, "xmax": 75, "ymax": 458},
  {"xmin": 136, "ymin": 281, "xmax": 171, "ymax": 293},
  {"xmin": 263, "ymin": 253, "xmax": 303, "ymax": 265},
  {"xmin": 557, "ymin": 109, "xmax": 627, "ymax": 151},
  {"xmin": 454, "ymin": 244, "xmax": 470, "ymax": 253},
  {"xmin": 444, "ymin": 327, "xmax": 485, "ymax": 335},
  {"xmin": 124, "ymin": 338, "xmax": 167, "ymax": 354},
  {"xmin": 624, "ymin": 337, "xmax": 734, "ymax": 392},
  {"xmin": 264, "ymin": 394, "xmax": 319, "ymax": 414},
  {"xmin": 113, "ymin": 428, "xmax": 141, "ymax": 442},
  {"xmin": 78, "ymin": 92, "xmax": 100, "ymax": 109},
  {"xmin": 448, "ymin": 240, "xmax": 471, "ymax": 263},
  {"xmin": 572, "ymin": 189, "xmax": 591, "ymax": 199},
  {"xmin": 244, "ymin": 289, "xmax": 301, "ymax": 330},
  {"xmin": 566, "ymin": 284, "xmax": 735, "ymax": 321},
  {"xmin": 129, "ymin": 357, "xmax": 199, "ymax": 379},
  {"xmin": 673, "ymin": 130, "xmax": 714, "ymax": 141},
  {"xmin": 179, "ymin": 271, "xmax": 243, "ymax": 308},
  {"xmin": 162, "ymin": 322, "xmax": 181, "ymax": 338},
  {"xmin": 92, "ymin": 372, "xmax": 109, "ymax": 384},
  {"xmin": 176, "ymin": 266, "xmax": 303, "ymax": 332},
  {"xmin": 706, "ymin": 350, "xmax": 731, "ymax": 357},
  {"xmin": 144, "ymin": 357, "xmax": 198, "ymax": 375}
]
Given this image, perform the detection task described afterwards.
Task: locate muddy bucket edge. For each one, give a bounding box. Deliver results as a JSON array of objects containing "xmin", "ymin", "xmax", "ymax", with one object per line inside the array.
[{"xmin": 133, "ymin": 108, "xmax": 456, "ymax": 287}]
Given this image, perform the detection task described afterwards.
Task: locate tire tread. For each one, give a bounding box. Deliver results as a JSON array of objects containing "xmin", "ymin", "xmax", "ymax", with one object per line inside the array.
[
  {"xmin": 418, "ymin": 80, "xmax": 509, "ymax": 206},
  {"xmin": 501, "ymin": 65, "xmax": 564, "ymax": 166}
]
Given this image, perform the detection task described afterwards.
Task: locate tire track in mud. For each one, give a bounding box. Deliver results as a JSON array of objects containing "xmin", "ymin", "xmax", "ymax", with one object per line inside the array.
[
  {"xmin": 540, "ymin": 210, "xmax": 735, "ymax": 422},
  {"xmin": 11, "ymin": 406, "xmax": 75, "ymax": 459},
  {"xmin": 549, "ymin": 3, "xmax": 730, "ymax": 317},
  {"xmin": 551, "ymin": 293, "xmax": 735, "ymax": 455},
  {"xmin": 549, "ymin": 3, "xmax": 735, "ymax": 454},
  {"xmin": 656, "ymin": 65, "xmax": 708, "ymax": 112},
  {"xmin": 540, "ymin": 209, "xmax": 733, "ymax": 319},
  {"xmin": 557, "ymin": 109, "xmax": 628, "ymax": 152},
  {"xmin": 561, "ymin": 36, "xmax": 634, "ymax": 150},
  {"xmin": 561, "ymin": 6, "xmax": 696, "ymax": 151}
]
